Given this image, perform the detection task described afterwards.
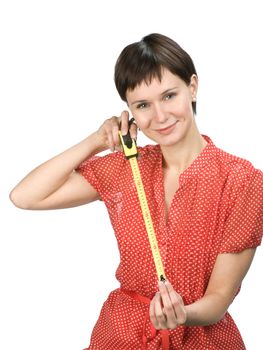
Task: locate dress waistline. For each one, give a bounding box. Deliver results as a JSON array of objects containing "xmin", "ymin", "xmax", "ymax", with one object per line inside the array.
[{"xmin": 120, "ymin": 288, "xmax": 169, "ymax": 350}]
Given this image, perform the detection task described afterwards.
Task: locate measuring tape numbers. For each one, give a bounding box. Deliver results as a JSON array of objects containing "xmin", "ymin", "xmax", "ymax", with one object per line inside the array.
[{"xmin": 119, "ymin": 131, "xmax": 166, "ymax": 282}]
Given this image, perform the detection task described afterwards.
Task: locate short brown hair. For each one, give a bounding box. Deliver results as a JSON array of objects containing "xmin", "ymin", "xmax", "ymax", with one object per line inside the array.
[{"xmin": 114, "ymin": 33, "xmax": 197, "ymax": 114}]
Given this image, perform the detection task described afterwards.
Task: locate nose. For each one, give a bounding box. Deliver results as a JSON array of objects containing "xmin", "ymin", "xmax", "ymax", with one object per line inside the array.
[{"xmin": 152, "ymin": 103, "xmax": 167, "ymax": 123}]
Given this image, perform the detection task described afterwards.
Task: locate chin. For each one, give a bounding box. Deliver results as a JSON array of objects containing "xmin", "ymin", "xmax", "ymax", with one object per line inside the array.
[
  {"xmin": 149, "ymin": 132, "xmax": 185, "ymax": 147},
  {"xmin": 158, "ymin": 139, "xmax": 182, "ymax": 147}
]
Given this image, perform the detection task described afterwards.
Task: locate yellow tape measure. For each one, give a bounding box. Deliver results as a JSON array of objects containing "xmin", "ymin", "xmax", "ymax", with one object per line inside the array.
[{"xmin": 119, "ymin": 131, "xmax": 166, "ymax": 282}]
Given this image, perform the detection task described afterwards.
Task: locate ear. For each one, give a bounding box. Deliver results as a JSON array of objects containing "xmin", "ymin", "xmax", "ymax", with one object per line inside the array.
[{"xmin": 189, "ymin": 74, "xmax": 198, "ymax": 99}]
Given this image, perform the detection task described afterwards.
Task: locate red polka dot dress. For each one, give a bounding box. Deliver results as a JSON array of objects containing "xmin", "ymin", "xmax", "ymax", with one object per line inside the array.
[{"xmin": 76, "ymin": 135, "xmax": 263, "ymax": 350}]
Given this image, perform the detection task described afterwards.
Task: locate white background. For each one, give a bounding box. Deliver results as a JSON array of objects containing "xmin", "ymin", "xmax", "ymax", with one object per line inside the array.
[{"xmin": 1, "ymin": 0, "xmax": 262, "ymax": 349}]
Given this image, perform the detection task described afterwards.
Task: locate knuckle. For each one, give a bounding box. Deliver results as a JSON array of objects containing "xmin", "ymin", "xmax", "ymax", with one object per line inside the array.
[
  {"xmin": 106, "ymin": 116, "xmax": 115, "ymax": 123},
  {"xmin": 156, "ymin": 313, "xmax": 164, "ymax": 321},
  {"xmin": 103, "ymin": 124, "xmax": 112, "ymax": 133},
  {"xmin": 165, "ymin": 305, "xmax": 174, "ymax": 314},
  {"xmin": 166, "ymin": 305, "xmax": 173, "ymax": 313},
  {"xmin": 168, "ymin": 322, "xmax": 177, "ymax": 330},
  {"xmin": 173, "ymin": 298, "xmax": 181, "ymax": 307},
  {"xmin": 178, "ymin": 313, "xmax": 187, "ymax": 325},
  {"xmin": 173, "ymin": 301, "xmax": 180, "ymax": 308},
  {"xmin": 106, "ymin": 116, "xmax": 118, "ymax": 126}
]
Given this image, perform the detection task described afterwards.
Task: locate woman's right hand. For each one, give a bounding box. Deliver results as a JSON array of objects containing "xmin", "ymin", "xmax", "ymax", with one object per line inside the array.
[{"xmin": 96, "ymin": 110, "xmax": 138, "ymax": 152}]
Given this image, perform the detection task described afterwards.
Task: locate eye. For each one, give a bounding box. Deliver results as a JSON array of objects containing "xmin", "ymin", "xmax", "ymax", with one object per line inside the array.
[
  {"xmin": 164, "ymin": 93, "xmax": 176, "ymax": 101},
  {"xmin": 136, "ymin": 102, "xmax": 148, "ymax": 109}
]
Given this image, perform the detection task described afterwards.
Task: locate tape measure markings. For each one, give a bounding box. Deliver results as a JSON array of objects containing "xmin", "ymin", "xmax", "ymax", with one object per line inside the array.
[{"xmin": 119, "ymin": 132, "xmax": 166, "ymax": 282}]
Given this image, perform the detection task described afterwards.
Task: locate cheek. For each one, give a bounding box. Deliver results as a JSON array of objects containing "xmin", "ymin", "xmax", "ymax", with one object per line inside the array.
[
  {"xmin": 132, "ymin": 112, "xmax": 151, "ymax": 129},
  {"xmin": 174, "ymin": 96, "xmax": 193, "ymax": 118}
]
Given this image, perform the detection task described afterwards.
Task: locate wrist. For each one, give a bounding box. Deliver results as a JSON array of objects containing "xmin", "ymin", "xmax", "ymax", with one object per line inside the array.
[
  {"xmin": 89, "ymin": 131, "xmax": 109, "ymax": 154},
  {"xmin": 183, "ymin": 296, "xmax": 226, "ymax": 327}
]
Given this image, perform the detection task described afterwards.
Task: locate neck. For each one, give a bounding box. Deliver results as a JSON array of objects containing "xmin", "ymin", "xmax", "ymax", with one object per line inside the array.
[{"xmin": 160, "ymin": 127, "xmax": 207, "ymax": 173}]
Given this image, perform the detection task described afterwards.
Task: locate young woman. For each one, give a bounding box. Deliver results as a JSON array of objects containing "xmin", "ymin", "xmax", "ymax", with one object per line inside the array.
[{"xmin": 10, "ymin": 33, "xmax": 263, "ymax": 349}]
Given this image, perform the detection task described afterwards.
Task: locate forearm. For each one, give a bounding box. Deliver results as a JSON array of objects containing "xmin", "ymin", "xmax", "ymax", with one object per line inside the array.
[
  {"xmin": 10, "ymin": 131, "xmax": 105, "ymax": 207},
  {"xmin": 184, "ymin": 292, "xmax": 230, "ymax": 327}
]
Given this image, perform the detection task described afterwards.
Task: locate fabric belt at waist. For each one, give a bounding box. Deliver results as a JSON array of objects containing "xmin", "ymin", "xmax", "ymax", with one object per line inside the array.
[{"xmin": 121, "ymin": 288, "xmax": 169, "ymax": 350}]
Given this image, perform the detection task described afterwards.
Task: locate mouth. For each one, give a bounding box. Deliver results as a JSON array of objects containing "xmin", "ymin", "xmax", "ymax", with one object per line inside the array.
[{"xmin": 155, "ymin": 121, "xmax": 178, "ymax": 134}]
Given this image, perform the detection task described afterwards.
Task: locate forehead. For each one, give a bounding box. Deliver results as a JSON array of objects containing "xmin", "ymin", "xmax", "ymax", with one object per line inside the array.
[{"xmin": 126, "ymin": 68, "xmax": 186, "ymax": 103}]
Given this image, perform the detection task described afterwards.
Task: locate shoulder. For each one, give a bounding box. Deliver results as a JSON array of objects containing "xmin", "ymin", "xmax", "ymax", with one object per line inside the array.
[
  {"xmin": 138, "ymin": 144, "xmax": 160, "ymax": 159},
  {"xmin": 211, "ymin": 141, "xmax": 263, "ymax": 193},
  {"xmin": 201, "ymin": 135, "xmax": 262, "ymax": 195},
  {"xmin": 215, "ymin": 148, "xmax": 254, "ymax": 174},
  {"xmin": 77, "ymin": 144, "xmax": 159, "ymax": 171},
  {"xmin": 78, "ymin": 150, "xmax": 125, "ymax": 170}
]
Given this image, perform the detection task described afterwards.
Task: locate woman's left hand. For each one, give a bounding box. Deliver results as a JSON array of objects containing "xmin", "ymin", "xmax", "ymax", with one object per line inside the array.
[{"xmin": 149, "ymin": 280, "xmax": 187, "ymax": 330}]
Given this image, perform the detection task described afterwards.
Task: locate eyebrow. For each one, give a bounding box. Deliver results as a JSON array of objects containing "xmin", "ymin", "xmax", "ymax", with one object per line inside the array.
[{"xmin": 130, "ymin": 86, "xmax": 179, "ymax": 105}]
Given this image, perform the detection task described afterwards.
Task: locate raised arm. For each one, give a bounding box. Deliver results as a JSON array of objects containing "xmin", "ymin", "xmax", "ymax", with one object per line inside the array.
[{"xmin": 9, "ymin": 111, "xmax": 137, "ymax": 210}]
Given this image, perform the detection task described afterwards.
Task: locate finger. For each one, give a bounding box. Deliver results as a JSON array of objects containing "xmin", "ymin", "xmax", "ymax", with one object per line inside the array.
[
  {"xmin": 154, "ymin": 291, "xmax": 167, "ymax": 329},
  {"xmin": 168, "ymin": 294, "xmax": 187, "ymax": 325},
  {"xmin": 112, "ymin": 123, "xmax": 121, "ymax": 147},
  {"xmin": 120, "ymin": 110, "xmax": 130, "ymax": 135},
  {"xmin": 129, "ymin": 122, "xmax": 138, "ymax": 140},
  {"xmin": 158, "ymin": 281, "xmax": 177, "ymax": 329},
  {"xmin": 168, "ymin": 286, "xmax": 187, "ymax": 325},
  {"xmin": 104, "ymin": 116, "xmax": 121, "ymax": 150},
  {"xmin": 149, "ymin": 294, "xmax": 159, "ymax": 329},
  {"xmin": 106, "ymin": 131, "xmax": 115, "ymax": 152}
]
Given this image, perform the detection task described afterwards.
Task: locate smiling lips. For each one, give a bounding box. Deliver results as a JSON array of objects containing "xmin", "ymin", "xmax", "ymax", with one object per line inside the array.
[{"xmin": 155, "ymin": 121, "xmax": 178, "ymax": 135}]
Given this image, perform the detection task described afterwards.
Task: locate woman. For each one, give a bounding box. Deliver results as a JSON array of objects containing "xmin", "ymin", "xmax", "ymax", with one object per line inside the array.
[{"xmin": 10, "ymin": 33, "xmax": 263, "ymax": 349}]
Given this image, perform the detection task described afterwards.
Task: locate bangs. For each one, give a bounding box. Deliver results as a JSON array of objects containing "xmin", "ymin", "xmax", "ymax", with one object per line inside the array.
[
  {"xmin": 114, "ymin": 43, "xmax": 164, "ymax": 101},
  {"xmin": 125, "ymin": 63, "xmax": 164, "ymax": 95}
]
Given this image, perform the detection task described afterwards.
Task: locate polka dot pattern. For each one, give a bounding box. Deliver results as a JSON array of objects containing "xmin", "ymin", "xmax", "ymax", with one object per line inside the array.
[{"xmin": 77, "ymin": 135, "xmax": 263, "ymax": 349}]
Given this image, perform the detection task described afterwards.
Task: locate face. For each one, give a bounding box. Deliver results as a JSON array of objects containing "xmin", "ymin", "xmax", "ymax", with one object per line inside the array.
[{"xmin": 126, "ymin": 68, "xmax": 198, "ymax": 147}]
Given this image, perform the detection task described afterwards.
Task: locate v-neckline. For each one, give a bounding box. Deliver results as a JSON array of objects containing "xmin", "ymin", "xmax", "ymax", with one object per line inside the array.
[
  {"xmin": 154, "ymin": 144, "xmax": 186, "ymax": 226},
  {"xmin": 154, "ymin": 149, "xmax": 182, "ymax": 226},
  {"xmin": 154, "ymin": 136, "xmax": 214, "ymax": 226},
  {"xmin": 161, "ymin": 165, "xmax": 181, "ymax": 225}
]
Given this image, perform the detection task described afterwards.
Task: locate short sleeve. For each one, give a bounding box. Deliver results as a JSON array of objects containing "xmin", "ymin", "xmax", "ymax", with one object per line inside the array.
[
  {"xmin": 75, "ymin": 151, "xmax": 125, "ymax": 202},
  {"xmin": 219, "ymin": 167, "xmax": 263, "ymax": 253}
]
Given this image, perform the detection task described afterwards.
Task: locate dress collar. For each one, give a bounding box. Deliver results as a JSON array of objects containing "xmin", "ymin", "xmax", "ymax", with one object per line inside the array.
[
  {"xmin": 154, "ymin": 135, "xmax": 219, "ymax": 185},
  {"xmin": 179, "ymin": 135, "xmax": 219, "ymax": 184}
]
